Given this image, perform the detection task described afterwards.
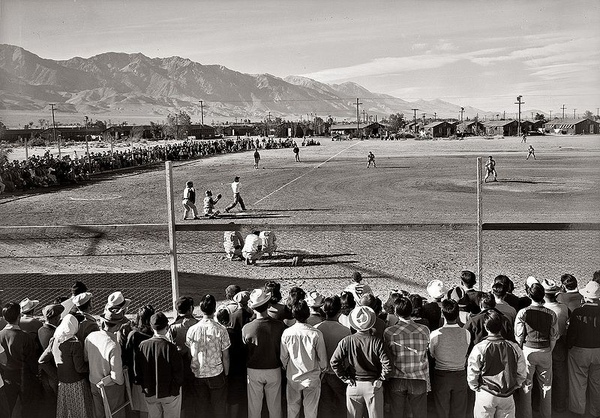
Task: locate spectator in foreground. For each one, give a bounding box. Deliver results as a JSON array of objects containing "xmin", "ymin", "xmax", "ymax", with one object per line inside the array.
[
  {"xmin": 186, "ymin": 294, "xmax": 230, "ymax": 418},
  {"xmin": 514, "ymin": 283, "xmax": 558, "ymax": 418},
  {"xmin": 84, "ymin": 306, "xmax": 127, "ymax": 418},
  {"xmin": 136, "ymin": 312, "xmax": 184, "ymax": 418},
  {"xmin": 459, "ymin": 270, "xmax": 483, "ymax": 315},
  {"xmin": 331, "ymin": 306, "xmax": 391, "ymax": 418},
  {"xmin": 315, "ymin": 296, "xmax": 351, "ymax": 418},
  {"xmin": 429, "ymin": 299, "xmax": 471, "ymax": 418},
  {"xmin": 383, "ymin": 297, "xmax": 430, "ymax": 418},
  {"xmin": 557, "ymin": 273, "xmax": 584, "ymax": 312},
  {"xmin": 49, "ymin": 314, "xmax": 93, "ymax": 418},
  {"xmin": 567, "ymin": 280, "xmax": 600, "ymax": 417},
  {"xmin": 242, "ymin": 289, "xmax": 287, "ymax": 418},
  {"xmin": 280, "ymin": 300, "xmax": 327, "ymax": 418},
  {"xmin": 467, "ymin": 311, "xmax": 527, "ymax": 418}
]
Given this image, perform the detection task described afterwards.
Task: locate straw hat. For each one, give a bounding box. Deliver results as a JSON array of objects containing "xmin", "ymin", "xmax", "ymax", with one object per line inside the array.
[
  {"xmin": 306, "ymin": 291, "xmax": 325, "ymax": 308},
  {"xmin": 541, "ymin": 279, "xmax": 561, "ymax": 294},
  {"xmin": 580, "ymin": 281, "xmax": 600, "ymax": 300},
  {"xmin": 248, "ymin": 289, "xmax": 271, "ymax": 309},
  {"xmin": 72, "ymin": 292, "xmax": 93, "ymax": 307},
  {"xmin": 19, "ymin": 298, "xmax": 40, "ymax": 314},
  {"xmin": 106, "ymin": 291, "xmax": 131, "ymax": 310},
  {"xmin": 427, "ymin": 280, "xmax": 446, "ymax": 299}
]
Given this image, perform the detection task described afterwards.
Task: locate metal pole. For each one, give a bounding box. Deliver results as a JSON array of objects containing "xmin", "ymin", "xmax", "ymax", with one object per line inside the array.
[
  {"xmin": 165, "ymin": 161, "xmax": 180, "ymax": 312},
  {"xmin": 50, "ymin": 103, "xmax": 59, "ymax": 158},
  {"xmin": 477, "ymin": 157, "xmax": 483, "ymax": 290},
  {"xmin": 84, "ymin": 116, "xmax": 91, "ymax": 174}
]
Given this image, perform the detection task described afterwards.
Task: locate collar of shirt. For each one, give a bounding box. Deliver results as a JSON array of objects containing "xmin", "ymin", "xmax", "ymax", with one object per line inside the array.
[{"xmin": 4, "ymin": 324, "xmax": 21, "ymax": 330}]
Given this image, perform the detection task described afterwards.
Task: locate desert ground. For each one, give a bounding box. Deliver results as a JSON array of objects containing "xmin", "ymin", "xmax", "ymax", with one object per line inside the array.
[{"xmin": 1, "ymin": 134, "xmax": 599, "ymax": 314}]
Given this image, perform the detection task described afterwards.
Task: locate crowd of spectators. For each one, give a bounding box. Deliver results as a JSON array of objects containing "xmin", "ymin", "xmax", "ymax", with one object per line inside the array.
[
  {"xmin": 0, "ymin": 269, "xmax": 599, "ymax": 418},
  {"xmin": 0, "ymin": 136, "xmax": 314, "ymax": 194}
]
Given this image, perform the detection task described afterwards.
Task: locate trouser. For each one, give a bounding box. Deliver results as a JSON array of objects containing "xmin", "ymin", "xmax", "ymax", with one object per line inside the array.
[
  {"xmin": 388, "ymin": 378, "xmax": 427, "ymax": 418},
  {"xmin": 433, "ymin": 369, "xmax": 467, "ymax": 418},
  {"xmin": 318, "ymin": 373, "xmax": 346, "ymax": 418},
  {"xmin": 474, "ymin": 390, "xmax": 515, "ymax": 418},
  {"xmin": 519, "ymin": 346, "xmax": 552, "ymax": 418},
  {"xmin": 552, "ymin": 336, "xmax": 568, "ymax": 411},
  {"xmin": 192, "ymin": 372, "xmax": 227, "ymax": 418},
  {"xmin": 182, "ymin": 199, "xmax": 198, "ymax": 218},
  {"xmin": 286, "ymin": 378, "xmax": 320, "ymax": 418},
  {"xmin": 145, "ymin": 393, "xmax": 182, "ymax": 418},
  {"xmin": 225, "ymin": 193, "xmax": 246, "ymax": 211},
  {"xmin": 246, "ymin": 368, "xmax": 282, "ymax": 418},
  {"xmin": 346, "ymin": 380, "xmax": 384, "ymax": 418},
  {"xmin": 91, "ymin": 382, "xmax": 126, "ymax": 418},
  {"xmin": 568, "ymin": 346, "xmax": 600, "ymax": 416}
]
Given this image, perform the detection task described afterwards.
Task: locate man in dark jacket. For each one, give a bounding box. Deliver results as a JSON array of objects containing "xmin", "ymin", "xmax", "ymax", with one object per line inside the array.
[
  {"xmin": 467, "ymin": 311, "xmax": 527, "ymax": 418},
  {"xmin": 136, "ymin": 312, "xmax": 184, "ymax": 417}
]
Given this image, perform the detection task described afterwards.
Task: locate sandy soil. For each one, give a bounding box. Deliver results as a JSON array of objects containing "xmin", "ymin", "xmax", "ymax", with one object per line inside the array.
[{"xmin": 1, "ymin": 134, "xmax": 599, "ymax": 314}]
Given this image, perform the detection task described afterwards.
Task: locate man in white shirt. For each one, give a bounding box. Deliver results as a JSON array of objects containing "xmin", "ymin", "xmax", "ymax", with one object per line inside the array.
[
  {"xmin": 224, "ymin": 176, "xmax": 246, "ymax": 213},
  {"xmin": 84, "ymin": 307, "xmax": 127, "ymax": 418},
  {"xmin": 280, "ymin": 300, "xmax": 327, "ymax": 418},
  {"xmin": 242, "ymin": 231, "xmax": 263, "ymax": 265},
  {"xmin": 186, "ymin": 294, "xmax": 230, "ymax": 418}
]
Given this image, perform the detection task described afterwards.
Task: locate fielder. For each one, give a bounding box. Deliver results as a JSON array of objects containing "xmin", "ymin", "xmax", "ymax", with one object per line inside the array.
[
  {"xmin": 367, "ymin": 151, "xmax": 376, "ymax": 168},
  {"xmin": 526, "ymin": 145, "xmax": 536, "ymax": 160},
  {"xmin": 484, "ymin": 156, "xmax": 498, "ymax": 183}
]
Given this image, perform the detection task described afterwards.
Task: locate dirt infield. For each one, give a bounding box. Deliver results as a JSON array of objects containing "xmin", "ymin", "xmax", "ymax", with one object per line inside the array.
[{"xmin": 1, "ymin": 134, "xmax": 599, "ymax": 312}]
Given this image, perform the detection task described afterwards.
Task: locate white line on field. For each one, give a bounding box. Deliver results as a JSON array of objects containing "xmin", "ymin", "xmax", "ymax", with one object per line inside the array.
[{"xmin": 253, "ymin": 141, "xmax": 362, "ymax": 205}]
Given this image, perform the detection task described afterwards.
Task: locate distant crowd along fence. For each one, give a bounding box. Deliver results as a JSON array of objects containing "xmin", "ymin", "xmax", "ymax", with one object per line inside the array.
[{"xmin": 0, "ymin": 159, "xmax": 598, "ymax": 312}]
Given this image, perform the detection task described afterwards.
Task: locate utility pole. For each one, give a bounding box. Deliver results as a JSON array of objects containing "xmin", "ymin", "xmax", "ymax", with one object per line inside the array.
[
  {"xmin": 514, "ymin": 95, "xmax": 524, "ymax": 136},
  {"xmin": 460, "ymin": 107, "xmax": 465, "ymax": 123},
  {"xmin": 50, "ymin": 103, "xmax": 59, "ymax": 158},
  {"xmin": 266, "ymin": 112, "xmax": 271, "ymax": 137},
  {"xmin": 175, "ymin": 114, "xmax": 179, "ymax": 140},
  {"xmin": 549, "ymin": 110, "xmax": 552, "ymax": 120},
  {"xmin": 561, "ymin": 104, "xmax": 566, "ymax": 120},
  {"xmin": 411, "ymin": 108, "xmax": 419, "ymax": 133},
  {"xmin": 84, "ymin": 115, "xmax": 90, "ymax": 173},
  {"xmin": 355, "ymin": 98, "xmax": 362, "ymax": 139},
  {"xmin": 573, "ymin": 109, "xmax": 576, "ymax": 119},
  {"xmin": 199, "ymin": 101, "xmax": 204, "ymax": 139},
  {"xmin": 433, "ymin": 112, "xmax": 437, "ymax": 121},
  {"xmin": 362, "ymin": 110, "xmax": 367, "ymax": 124}
]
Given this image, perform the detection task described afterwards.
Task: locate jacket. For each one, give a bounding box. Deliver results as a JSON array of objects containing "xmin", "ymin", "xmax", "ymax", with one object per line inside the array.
[{"xmin": 467, "ymin": 335, "xmax": 526, "ymax": 397}]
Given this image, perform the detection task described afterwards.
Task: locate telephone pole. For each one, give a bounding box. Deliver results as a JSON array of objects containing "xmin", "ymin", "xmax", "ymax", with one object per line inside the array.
[
  {"xmin": 411, "ymin": 108, "xmax": 419, "ymax": 133},
  {"xmin": 199, "ymin": 101, "xmax": 204, "ymax": 138},
  {"xmin": 460, "ymin": 107, "xmax": 465, "ymax": 123},
  {"xmin": 355, "ymin": 98, "xmax": 362, "ymax": 139},
  {"xmin": 50, "ymin": 103, "xmax": 60, "ymax": 158},
  {"xmin": 84, "ymin": 115, "xmax": 90, "ymax": 173},
  {"xmin": 573, "ymin": 109, "xmax": 576, "ymax": 119},
  {"xmin": 561, "ymin": 104, "xmax": 566, "ymax": 120},
  {"xmin": 549, "ymin": 110, "xmax": 552, "ymax": 120},
  {"xmin": 514, "ymin": 95, "xmax": 524, "ymax": 136}
]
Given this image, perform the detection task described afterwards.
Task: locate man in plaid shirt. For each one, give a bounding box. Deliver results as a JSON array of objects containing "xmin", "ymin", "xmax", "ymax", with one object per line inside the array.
[{"xmin": 383, "ymin": 296, "xmax": 430, "ymax": 417}]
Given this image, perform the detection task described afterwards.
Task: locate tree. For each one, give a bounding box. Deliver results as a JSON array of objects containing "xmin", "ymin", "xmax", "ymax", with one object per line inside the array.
[
  {"xmin": 534, "ymin": 113, "xmax": 547, "ymax": 123},
  {"xmin": 584, "ymin": 110, "xmax": 594, "ymax": 120},
  {"xmin": 93, "ymin": 120, "xmax": 107, "ymax": 130},
  {"xmin": 164, "ymin": 111, "xmax": 191, "ymax": 140},
  {"xmin": 388, "ymin": 113, "xmax": 405, "ymax": 132}
]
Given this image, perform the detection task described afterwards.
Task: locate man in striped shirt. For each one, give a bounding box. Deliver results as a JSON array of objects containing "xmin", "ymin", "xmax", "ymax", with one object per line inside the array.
[{"xmin": 383, "ymin": 296, "xmax": 430, "ymax": 417}]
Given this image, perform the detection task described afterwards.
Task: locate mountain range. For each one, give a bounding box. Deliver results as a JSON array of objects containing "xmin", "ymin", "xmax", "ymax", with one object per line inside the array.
[{"xmin": 0, "ymin": 44, "xmax": 495, "ymax": 126}]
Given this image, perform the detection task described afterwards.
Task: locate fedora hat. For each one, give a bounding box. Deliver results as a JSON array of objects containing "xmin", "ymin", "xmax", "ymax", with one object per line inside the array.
[
  {"xmin": 106, "ymin": 291, "xmax": 131, "ymax": 310},
  {"xmin": 306, "ymin": 290, "xmax": 325, "ymax": 308},
  {"xmin": 248, "ymin": 289, "xmax": 271, "ymax": 309},
  {"xmin": 348, "ymin": 306, "xmax": 376, "ymax": 332},
  {"xmin": 19, "ymin": 298, "xmax": 40, "ymax": 314},
  {"xmin": 427, "ymin": 280, "xmax": 446, "ymax": 299},
  {"xmin": 526, "ymin": 276, "xmax": 540, "ymax": 287},
  {"xmin": 100, "ymin": 306, "xmax": 127, "ymax": 324},
  {"xmin": 580, "ymin": 281, "xmax": 600, "ymax": 300},
  {"xmin": 233, "ymin": 290, "xmax": 250, "ymax": 304},
  {"xmin": 447, "ymin": 286, "xmax": 467, "ymax": 307},
  {"xmin": 42, "ymin": 304, "xmax": 65, "ymax": 319},
  {"xmin": 72, "ymin": 292, "xmax": 93, "ymax": 307},
  {"xmin": 542, "ymin": 279, "xmax": 561, "ymax": 294}
]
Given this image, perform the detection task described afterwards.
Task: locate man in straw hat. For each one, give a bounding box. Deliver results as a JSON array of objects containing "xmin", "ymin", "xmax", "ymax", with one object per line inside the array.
[
  {"xmin": 422, "ymin": 279, "xmax": 446, "ymax": 332},
  {"xmin": 242, "ymin": 289, "xmax": 287, "ymax": 418},
  {"xmin": 566, "ymin": 280, "xmax": 600, "ymax": 416},
  {"xmin": 306, "ymin": 290, "xmax": 325, "ymax": 326},
  {"xmin": 84, "ymin": 306, "xmax": 128, "ymax": 418},
  {"xmin": 71, "ymin": 292, "xmax": 99, "ymax": 342},
  {"xmin": 383, "ymin": 296, "xmax": 430, "ymax": 418},
  {"xmin": 331, "ymin": 305, "xmax": 391, "ymax": 418},
  {"xmin": 19, "ymin": 297, "xmax": 43, "ymax": 337}
]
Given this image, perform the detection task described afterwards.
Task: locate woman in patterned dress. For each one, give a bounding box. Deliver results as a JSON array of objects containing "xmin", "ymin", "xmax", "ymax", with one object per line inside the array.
[{"xmin": 52, "ymin": 314, "xmax": 94, "ymax": 418}]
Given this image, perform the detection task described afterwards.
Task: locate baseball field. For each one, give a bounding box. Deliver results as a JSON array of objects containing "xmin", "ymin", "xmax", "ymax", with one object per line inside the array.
[{"xmin": 1, "ymin": 134, "xmax": 599, "ymax": 312}]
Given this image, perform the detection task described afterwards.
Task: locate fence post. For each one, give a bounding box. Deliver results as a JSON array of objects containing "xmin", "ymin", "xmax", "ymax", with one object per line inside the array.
[
  {"xmin": 165, "ymin": 161, "xmax": 180, "ymax": 312},
  {"xmin": 477, "ymin": 157, "xmax": 483, "ymax": 291}
]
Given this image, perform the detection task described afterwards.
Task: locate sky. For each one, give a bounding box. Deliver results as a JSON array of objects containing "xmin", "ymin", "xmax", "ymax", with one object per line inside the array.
[{"xmin": 1, "ymin": 0, "xmax": 599, "ymax": 114}]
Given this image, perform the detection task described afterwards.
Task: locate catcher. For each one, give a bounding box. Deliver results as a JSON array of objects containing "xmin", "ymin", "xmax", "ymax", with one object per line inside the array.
[{"xmin": 203, "ymin": 190, "xmax": 222, "ymax": 218}]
